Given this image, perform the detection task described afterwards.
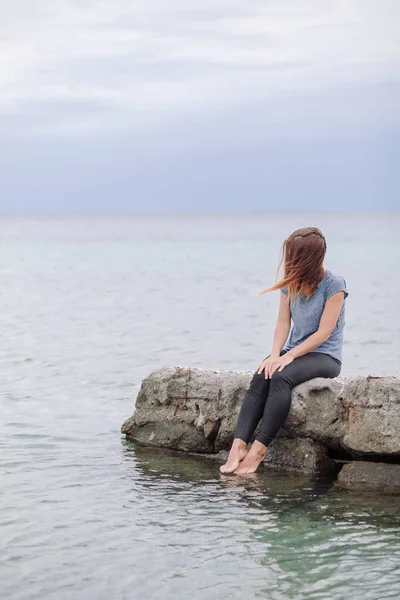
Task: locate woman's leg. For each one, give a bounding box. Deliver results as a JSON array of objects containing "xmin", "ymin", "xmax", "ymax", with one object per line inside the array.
[
  {"xmin": 233, "ymin": 371, "xmax": 271, "ymax": 444},
  {"xmin": 234, "ymin": 352, "xmax": 341, "ymax": 474},
  {"xmin": 220, "ymin": 350, "xmax": 286, "ymax": 473}
]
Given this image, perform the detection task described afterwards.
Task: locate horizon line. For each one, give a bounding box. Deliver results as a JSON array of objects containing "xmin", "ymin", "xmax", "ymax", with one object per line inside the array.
[{"xmin": 0, "ymin": 210, "xmax": 399, "ymax": 218}]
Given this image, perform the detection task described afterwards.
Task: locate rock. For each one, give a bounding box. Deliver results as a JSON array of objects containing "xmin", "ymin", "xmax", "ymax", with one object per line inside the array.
[
  {"xmin": 263, "ymin": 437, "xmax": 335, "ymax": 474},
  {"xmin": 335, "ymin": 461, "xmax": 400, "ymax": 493},
  {"xmin": 203, "ymin": 418, "xmax": 221, "ymax": 442},
  {"xmin": 189, "ymin": 450, "xmax": 228, "ymax": 463},
  {"xmin": 121, "ymin": 367, "xmax": 400, "ymax": 482},
  {"xmin": 121, "ymin": 366, "xmax": 252, "ymax": 453},
  {"xmin": 189, "ymin": 440, "xmax": 333, "ymax": 475},
  {"xmin": 121, "ymin": 416, "xmax": 135, "ymax": 434},
  {"xmin": 286, "ymin": 376, "xmax": 400, "ymax": 456}
]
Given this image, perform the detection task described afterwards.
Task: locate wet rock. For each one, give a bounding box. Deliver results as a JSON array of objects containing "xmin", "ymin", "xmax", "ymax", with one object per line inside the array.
[
  {"xmin": 335, "ymin": 461, "xmax": 400, "ymax": 493},
  {"xmin": 121, "ymin": 367, "xmax": 400, "ymax": 480},
  {"xmin": 263, "ymin": 437, "xmax": 335, "ymax": 474}
]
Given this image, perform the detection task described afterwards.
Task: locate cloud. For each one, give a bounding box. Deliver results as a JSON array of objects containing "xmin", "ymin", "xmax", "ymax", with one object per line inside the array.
[
  {"xmin": 1, "ymin": 0, "xmax": 399, "ymax": 136},
  {"xmin": 0, "ymin": 1, "xmax": 398, "ymax": 214}
]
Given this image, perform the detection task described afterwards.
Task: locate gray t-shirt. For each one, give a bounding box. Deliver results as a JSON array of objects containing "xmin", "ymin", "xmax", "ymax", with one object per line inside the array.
[{"xmin": 281, "ymin": 269, "xmax": 348, "ymax": 362}]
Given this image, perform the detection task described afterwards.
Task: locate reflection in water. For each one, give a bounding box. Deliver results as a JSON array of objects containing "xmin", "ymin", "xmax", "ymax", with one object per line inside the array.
[{"xmin": 125, "ymin": 442, "xmax": 400, "ymax": 599}]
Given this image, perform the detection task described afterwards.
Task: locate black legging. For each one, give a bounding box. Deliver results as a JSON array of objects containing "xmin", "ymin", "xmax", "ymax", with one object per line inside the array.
[{"xmin": 234, "ymin": 349, "xmax": 341, "ymax": 447}]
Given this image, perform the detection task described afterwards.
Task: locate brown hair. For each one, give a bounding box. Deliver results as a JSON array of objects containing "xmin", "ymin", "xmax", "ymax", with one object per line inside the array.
[{"xmin": 260, "ymin": 227, "xmax": 327, "ymax": 302}]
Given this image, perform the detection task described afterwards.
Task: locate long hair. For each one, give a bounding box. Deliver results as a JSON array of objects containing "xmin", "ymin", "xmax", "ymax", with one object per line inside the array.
[{"xmin": 260, "ymin": 227, "xmax": 327, "ymax": 303}]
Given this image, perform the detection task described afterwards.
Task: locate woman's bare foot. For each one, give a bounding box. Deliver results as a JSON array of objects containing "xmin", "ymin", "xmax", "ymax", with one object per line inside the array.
[
  {"xmin": 234, "ymin": 440, "xmax": 267, "ymax": 475},
  {"xmin": 220, "ymin": 439, "xmax": 248, "ymax": 474}
]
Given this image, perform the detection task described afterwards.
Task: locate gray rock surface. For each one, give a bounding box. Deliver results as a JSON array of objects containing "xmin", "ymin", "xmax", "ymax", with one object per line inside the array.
[
  {"xmin": 121, "ymin": 367, "xmax": 400, "ymax": 486},
  {"xmin": 285, "ymin": 375, "xmax": 400, "ymax": 456},
  {"xmin": 263, "ymin": 437, "xmax": 336, "ymax": 474},
  {"xmin": 121, "ymin": 366, "xmax": 251, "ymax": 453},
  {"xmin": 335, "ymin": 461, "xmax": 400, "ymax": 493},
  {"xmin": 122, "ymin": 367, "xmax": 400, "ymax": 449}
]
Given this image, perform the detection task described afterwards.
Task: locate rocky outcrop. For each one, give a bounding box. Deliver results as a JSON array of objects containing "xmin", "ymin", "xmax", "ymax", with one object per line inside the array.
[
  {"xmin": 335, "ymin": 462, "xmax": 400, "ymax": 493},
  {"xmin": 121, "ymin": 367, "xmax": 400, "ymax": 491},
  {"xmin": 263, "ymin": 437, "xmax": 337, "ymax": 475}
]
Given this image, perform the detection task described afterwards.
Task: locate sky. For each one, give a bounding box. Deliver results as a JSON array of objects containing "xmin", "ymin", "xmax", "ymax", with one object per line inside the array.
[{"xmin": 0, "ymin": 0, "xmax": 399, "ymax": 213}]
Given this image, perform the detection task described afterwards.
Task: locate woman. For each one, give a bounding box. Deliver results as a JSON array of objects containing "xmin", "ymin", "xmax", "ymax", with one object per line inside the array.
[{"xmin": 220, "ymin": 226, "xmax": 348, "ymax": 476}]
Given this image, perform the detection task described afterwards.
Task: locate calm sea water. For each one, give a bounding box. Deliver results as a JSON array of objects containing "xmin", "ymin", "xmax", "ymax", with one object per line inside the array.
[{"xmin": 0, "ymin": 214, "xmax": 399, "ymax": 600}]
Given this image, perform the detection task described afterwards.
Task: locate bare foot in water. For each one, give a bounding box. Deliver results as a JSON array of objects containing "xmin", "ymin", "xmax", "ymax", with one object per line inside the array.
[
  {"xmin": 234, "ymin": 440, "xmax": 267, "ymax": 475},
  {"xmin": 220, "ymin": 439, "xmax": 248, "ymax": 474}
]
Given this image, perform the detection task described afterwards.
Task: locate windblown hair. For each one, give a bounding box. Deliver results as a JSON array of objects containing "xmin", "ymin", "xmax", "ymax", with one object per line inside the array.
[{"xmin": 260, "ymin": 227, "xmax": 327, "ymax": 303}]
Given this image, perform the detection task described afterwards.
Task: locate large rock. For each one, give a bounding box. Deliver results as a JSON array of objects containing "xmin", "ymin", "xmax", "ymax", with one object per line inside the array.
[
  {"xmin": 121, "ymin": 367, "xmax": 400, "ymax": 461},
  {"xmin": 286, "ymin": 375, "xmax": 400, "ymax": 456},
  {"xmin": 121, "ymin": 366, "xmax": 250, "ymax": 453},
  {"xmin": 335, "ymin": 461, "xmax": 400, "ymax": 493}
]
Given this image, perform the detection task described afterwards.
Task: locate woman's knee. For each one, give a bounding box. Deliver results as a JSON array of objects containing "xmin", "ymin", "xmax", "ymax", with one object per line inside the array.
[
  {"xmin": 247, "ymin": 370, "xmax": 269, "ymax": 395},
  {"xmin": 250, "ymin": 370, "xmax": 267, "ymax": 386},
  {"xmin": 269, "ymin": 369, "xmax": 292, "ymax": 390}
]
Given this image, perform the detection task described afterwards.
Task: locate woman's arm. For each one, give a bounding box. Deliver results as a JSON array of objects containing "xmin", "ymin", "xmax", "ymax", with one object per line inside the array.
[
  {"xmin": 270, "ymin": 291, "xmax": 292, "ymax": 356},
  {"xmin": 285, "ymin": 291, "xmax": 345, "ymax": 360}
]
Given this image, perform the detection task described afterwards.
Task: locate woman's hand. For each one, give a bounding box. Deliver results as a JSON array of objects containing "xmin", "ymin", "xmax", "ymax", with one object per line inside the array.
[
  {"xmin": 257, "ymin": 355, "xmax": 280, "ymax": 379},
  {"xmin": 274, "ymin": 353, "xmax": 294, "ymax": 375},
  {"xmin": 257, "ymin": 353, "xmax": 295, "ymax": 379}
]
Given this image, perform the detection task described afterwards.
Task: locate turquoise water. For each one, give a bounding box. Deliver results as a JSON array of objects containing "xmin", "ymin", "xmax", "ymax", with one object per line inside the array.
[{"xmin": 0, "ymin": 214, "xmax": 399, "ymax": 599}]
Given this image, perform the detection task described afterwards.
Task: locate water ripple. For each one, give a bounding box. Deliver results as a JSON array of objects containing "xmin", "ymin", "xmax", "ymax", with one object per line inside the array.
[{"xmin": 1, "ymin": 216, "xmax": 400, "ymax": 599}]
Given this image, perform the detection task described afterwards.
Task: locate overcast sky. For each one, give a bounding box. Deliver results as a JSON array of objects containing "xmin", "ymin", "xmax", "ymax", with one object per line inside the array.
[{"xmin": 1, "ymin": 0, "xmax": 399, "ymax": 213}]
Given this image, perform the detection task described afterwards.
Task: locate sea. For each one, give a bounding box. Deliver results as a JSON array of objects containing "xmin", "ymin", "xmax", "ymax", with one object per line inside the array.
[{"xmin": 0, "ymin": 213, "xmax": 399, "ymax": 600}]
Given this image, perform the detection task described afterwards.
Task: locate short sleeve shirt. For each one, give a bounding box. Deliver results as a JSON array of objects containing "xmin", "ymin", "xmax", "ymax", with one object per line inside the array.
[{"xmin": 281, "ymin": 269, "xmax": 348, "ymax": 362}]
